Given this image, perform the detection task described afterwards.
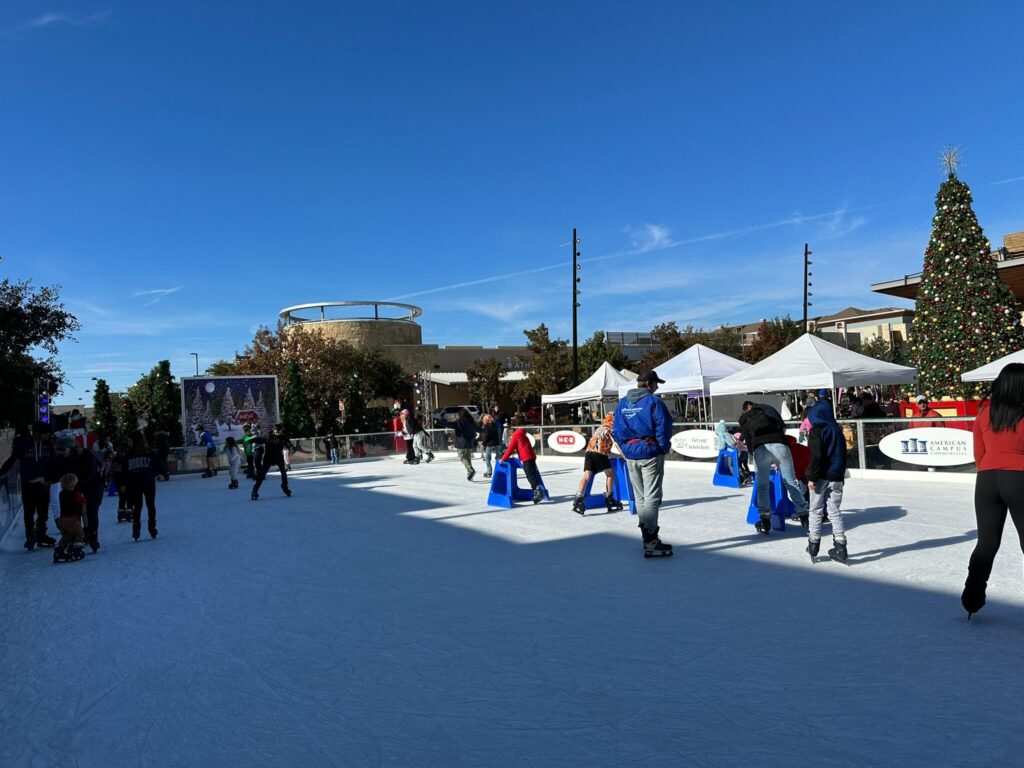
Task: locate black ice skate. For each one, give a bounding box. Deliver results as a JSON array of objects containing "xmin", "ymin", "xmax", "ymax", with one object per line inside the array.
[
  {"xmin": 24, "ymin": 537, "xmax": 35, "ymax": 552},
  {"xmin": 641, "ymin": 525, "xmax": 673, "ymax": 558},
  {"xmin": 467, "ymin": 469, "xmax": 476, "ymax": 482},
  {"xmin": 828, "ymin": 539, "xmax": 848, "ymax": 565},
  {"xmin": 149, "ymin": 525, "xmax": 158, "ymax": 540},
  {"xmin": 201, "ymin": 470, "xmax": 214, "ymax": 478},
  {"xmin": 53, "ymin": 544, "xmax": 85, "ymax": 563},
  {"xmin": 799, "ymin": 514, "xmax": 809, "ymax": 532},
  {"xmin": 35, "ymin": 532, "xmax": 57, "ymax": 548},
  {"xmin": 962, "ymin": 569, "xmax": 987, "ymax": 620},
  {"xmin": 228, "ymin": 480, "xmax": 239, "ymax": 489},
  {"xmin": 605, "ymin": 494, "xmax": 623, "ymax": 513},
  {"xmin": 117, "ymin": 507, "xmax": 131, "ymax": 523},
  {"xmin": 572, "ymin": 494, "xmax": 586, "ymax": 515},
  {"xmin": 755, "ymin": 516, "xmax": 772, "ymax": 536},
  {"xmin": 283, "ymin": 488, "xmax": 292, "ymax": 497},
  {"xmin": 88, "ymin": 536, "xmax": 100, "ymax": 554},
  {"xmin": 532, "ymin": 487, "xmax": 544, "ymax": 504},
  {"xmin": 425, "ymin": 453, "xmax": 434, "ymax": 464},
  {"xmin": 806, "ymin": 539, "xmax": 820, "ymax": 563},
  {"xmin": 251, "ymin": 491, "xmax": 259, "ymax": 501}
]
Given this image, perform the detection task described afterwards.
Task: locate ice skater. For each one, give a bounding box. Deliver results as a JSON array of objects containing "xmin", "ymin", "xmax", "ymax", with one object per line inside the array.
[
  {"xmin": 53, "ymin": 473, "xmax": 87, "ymax": 563},
  {"xmin": 223, "ymin": 436, "xmax": 243, "ymax": 489},
  {"xmin": 197, "ymin": 424, "xmax": 218, "ymax": 478},
  {"xmin": 803, "ymin": 400, "xmax": 848, "ymax": 564},
  {"xmin": 0, "ymin": 422, "xmax": 58, "ymax": 551},
  {"xmin": 500, "ymin": 427, "xmax": 543, "ymax": 503},
  {"xmin": 412, "ymin": 416, "xmax": 434, "ymax": 464},
  {"xmin": 739, "ymin": 400, "xmax": 809, "ymax": 535},
  {"xmin": 240, "ymin": 424, "xmax": 257, "ymax": 478},
  {"xmin": 452, "ymin": 409, "xmax": 479, "ymax": 480},
  {"xmin": 478, "ymin": 414, "xmax": 500, "ymax": 478},
  {"xmin": 49, "ymin": 433, "xmax": 105, "ymax": 552},
  {"xmin": 572, "ymin": 413, "xmax": 622, "ymax": 515},
  {"xmin": 251, "ymin": 424, "xmax": 293, "ymax": 500},
  {"xmin": 126, "ymin": 432, "xmax": 158, "ymax": 541}
]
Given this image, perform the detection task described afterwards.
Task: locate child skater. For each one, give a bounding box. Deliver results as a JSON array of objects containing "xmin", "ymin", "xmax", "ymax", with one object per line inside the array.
[
  {"xmin": 572, "ymin": 413, "xmax": 622, "ymax": 515},
  {"xmin": 54, "ymin": 473, "xmax": 87, "ymax": 563},
  {"xmin": 500, "ymin": 427, "xmax": 544, "ymax": 504},
  {"xmin": 412, "ymin": 416, "xmax": 435, "ymax": 464},
  {"xmin": 223, "ymin": 436, "xmax": 243, "ymax": 489},
  {"xmin": 478, "ymin": 414, "xmax": 501, "ymax": 478},
  {"xmin": 804, "ymin": 399, "xmax": 848, "ymax": 564}
]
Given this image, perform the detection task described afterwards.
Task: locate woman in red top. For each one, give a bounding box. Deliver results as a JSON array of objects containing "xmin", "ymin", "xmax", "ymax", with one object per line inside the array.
[
  {"xmin": 500, "ymin": 428, "xmax": 543, "ymax": 503},
  {"xmin": 963, "ymin": 363, "xmax": 1024, "ymax": 618}
]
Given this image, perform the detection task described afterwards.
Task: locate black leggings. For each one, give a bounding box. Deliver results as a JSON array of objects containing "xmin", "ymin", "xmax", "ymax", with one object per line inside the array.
[
  {"xmin": 522, "ymin": 459, "xmax": 541, "ymax": 490},
  {"xmin": 969, "ymin": 470, "xmax": 1024, "ymax": 583},
  {"xmin": 253, "ymin": 459, "xmax": 289, "ymax": 494},
  {"xmin": 130, "ymin": 481, "xmax": 157, "ymax": 533}
]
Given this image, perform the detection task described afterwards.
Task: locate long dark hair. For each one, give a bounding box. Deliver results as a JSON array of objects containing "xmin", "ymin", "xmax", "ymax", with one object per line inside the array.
[{"xmin": 988, "ymin": 363, "xmax": 1024, "ymax": 433}]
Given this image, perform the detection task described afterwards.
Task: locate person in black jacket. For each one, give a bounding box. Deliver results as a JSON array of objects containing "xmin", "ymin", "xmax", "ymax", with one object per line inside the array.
[
  {"xmin": 804, "ymin": 400, "xmax": 848, "ymax": 563},
  {"xmin": 451, "ymin": 409, "xmax": 479, "ymax": 481},
  {"xmin": 739, "ymin": 401, "xmax": 808, "ymax": 535},
  {"xmin": 251, "ymin": 424, "xmax": 293, "ymax": 500},
  {"xmin": 0, "ymin": 422, "xmax": 58, "ymax": 550},
  {"xmin": 478, "ymin": 414, "xmax": 501, "ymax": 478},
  {"xmin": 49, "ymin": 433, "xmax": 106, "ymax": 551},
  {"xmin": 126, "ymin": 432, "xmax": 158, "ymax": 541}
]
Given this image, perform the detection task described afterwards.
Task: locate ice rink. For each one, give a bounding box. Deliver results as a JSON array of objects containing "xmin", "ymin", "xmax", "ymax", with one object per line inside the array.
[{"xmin": 2, "ymin": 454, "xmax": 1023, "ymax": 768}]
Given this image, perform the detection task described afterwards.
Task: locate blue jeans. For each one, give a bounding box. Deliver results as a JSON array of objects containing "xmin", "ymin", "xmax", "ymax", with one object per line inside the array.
[
  {"xmin": 483, "ymin": 446, "xmax": 499, "ymax": 475},
  {"xmin": 329, "ymin": 448, "xmax": 339, "ymax": 464},
  {"xmin": 625, "ymin": 454, "xmax": 665, "ymax": 532},
  {"xmin": 753, "ymin": 442, "xmax": 808, "ymax": 517}
]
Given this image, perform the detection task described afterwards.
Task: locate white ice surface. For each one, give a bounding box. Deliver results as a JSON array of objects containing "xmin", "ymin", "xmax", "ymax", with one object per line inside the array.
[{"xmin": 2, "ymin": 455, "xmax": 1023, "ymax": 768}]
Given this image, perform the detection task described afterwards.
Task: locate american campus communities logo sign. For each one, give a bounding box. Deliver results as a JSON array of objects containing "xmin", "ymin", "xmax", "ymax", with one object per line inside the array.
[
  {"xmin": 670, "ymin": 429, "xmax": 720, "ymax": 459},
  {"xmin": 547, "ymin": 430, "xmax": 586, "ymax": 454},
  {"xmin": 878, "ymin": 427, "xmax": 975, "ymax": 467}
]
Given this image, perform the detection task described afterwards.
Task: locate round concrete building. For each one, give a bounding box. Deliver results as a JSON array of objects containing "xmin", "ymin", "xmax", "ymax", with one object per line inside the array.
[{"xmin": 279, "ymin": 301, "xmax": 424, "ymax": 348}]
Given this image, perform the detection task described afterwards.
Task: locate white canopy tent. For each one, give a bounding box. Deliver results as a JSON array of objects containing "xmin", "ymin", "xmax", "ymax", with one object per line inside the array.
[
  {"xmin": 961, "ymin": 349, "xmax": 1024, "ymax": 383},
  {"xmin": 617, "ymin": 344, "xmax": 750, "ymax": 397},
  {"xmin": 542, "ymin": 362, "xmax": 634, "ymax": 405},
  {"xmin": 709, "ymin": 334, "xmax": 918, "ymax": 395}
]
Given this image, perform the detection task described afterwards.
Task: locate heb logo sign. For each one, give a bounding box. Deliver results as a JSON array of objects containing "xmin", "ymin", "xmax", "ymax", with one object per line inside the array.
[
  {"xmin": 878, "ymin": 427, "xmax": 974, "ymax": 467},
  {"xmin": 547, "ymin": 430, "xmax": 585, "ymax": 454},
  {"xmin": 670, "ymin": 429, "xmax": 719, "ymax": 459}
]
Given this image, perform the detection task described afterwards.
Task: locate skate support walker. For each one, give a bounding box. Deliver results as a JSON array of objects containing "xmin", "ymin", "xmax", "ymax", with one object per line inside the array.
[
  {"xmin": 487, "ymin": 458, "xmax": 550, "ymax": 509},
  {"xmin": 745, "ymin": 468, "xmax": 796, "ymax": 532},
  {"xmin": 712, "ymin": 446, "xmax": 742, "ymax": 488},
  {"xmin": 107, "ymin": 480, "xmax": 118, "ymax": 497},
  {"xmin": 578, "ymin": 457, "xmax": 634, "ymax": 511}
]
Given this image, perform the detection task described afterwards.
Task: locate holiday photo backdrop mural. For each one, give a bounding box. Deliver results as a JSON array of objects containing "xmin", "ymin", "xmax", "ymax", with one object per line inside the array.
[{"xmin": 180, "ymin": 376, "xmax": 280, "ymax": 446}]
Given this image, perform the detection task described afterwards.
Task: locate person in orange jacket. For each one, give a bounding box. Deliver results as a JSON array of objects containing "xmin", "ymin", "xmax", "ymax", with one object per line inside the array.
[{"xmin": 500, "ymin": 428, "xmax": 544, "ymax": 503}]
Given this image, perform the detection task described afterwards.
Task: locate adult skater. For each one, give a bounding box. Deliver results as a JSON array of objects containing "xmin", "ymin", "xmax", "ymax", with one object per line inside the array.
[
  {"xmin": 452, "ymin": 409, "xmax": 479, "ymax": 480},
  {"xmin": 500, "ymin": 426, "xmax": 543, "ymax": 503},
  {"xmin": 0, "ymin": 422, "xmax": 58, "ymax": 550},
  {"xmin": 572, "ymin": 413, "xmax": 622, "ymax": 515},
  {"xmin": 478, "ymin": 414, "xmax": 501, "ymax": 478},
  {"xmin": 613, "ymin": 370, "xmax": 673, "ymax": 558},
  {"xmin": 251, "ymin": 424, "xmax": 292, "ymax": 500},
  {"xmin": 803, "ymin": 400, "xmax": 848, "ymax": 564},
  {"xmin": 739, "ymin": 400, "xmax": 809, "ymax": 535},
  {"xmin": 399, "ymin": 409, "xmax": 418, "ymax": 465},
  {"xmin": 126, "ymin": 432, "xmax": 158, "ymax": 541},
  {"xmin": 49, "ymin": 433, "xmax": 105, "ymax": 552},
  {"xmin": 197, "ymin": 424, "xmax": 217, "ymax": 478},
  {"xmin": 962, "ymin": 363, "xmax": 1024, "ymax": 618}
]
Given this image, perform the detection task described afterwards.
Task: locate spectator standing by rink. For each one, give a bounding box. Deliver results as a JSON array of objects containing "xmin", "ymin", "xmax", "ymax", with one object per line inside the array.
[
  {"xmin": 197, "ymin": 424, "xmax": 217, "ymax": 478},
  {"xmin": 49, "ymin": 433, "xmax": 105, "ymax": 552},
  {"xmin": 803, "ymin": 400, "xmax": 848, "ymax": 564},
  {"xmin": 739, "ymin": 400, "xmax": 809, "ymax": 535},
  {"xmin": 500, "ymin": 427, "xmax": 544, "ymax": 503},
  {"xmin": 126, "ymin": 432, "xmax": 158, "ymax": 541},
  {"xmin": 452, "ymin": 409, "xmax": 479, "ymax": 480},
  {"xmin": 0, "ymin": 422, "xmax": 58, "ymax": 551},
  {"xmin": 325, "ymin": 431, "xmax": 340, "ymax": 464},
  {"xmin": 613, "ymin": 370, "xmax": 673, "ymax": 558},
  {"xmin": 478, "ymin": 414, "xmax": 501, "ymax": 478},
  {"xmin": 962, "ymin": 363, "xmax": 1024, "ymax": 619},
  {"xmin": 251, "ymin": 424, "xmax": 293, "ymax": 501}
]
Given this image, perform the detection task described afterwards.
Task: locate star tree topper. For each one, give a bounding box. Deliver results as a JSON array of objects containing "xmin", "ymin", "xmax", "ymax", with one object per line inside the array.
[{"xmin": 941, "ymin": 145, "xmax": 963, "ymax": 175}]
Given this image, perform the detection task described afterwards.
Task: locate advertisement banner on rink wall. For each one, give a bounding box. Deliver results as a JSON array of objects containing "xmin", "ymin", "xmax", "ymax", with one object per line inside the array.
[
  {"xmin": 181, "ymin": 376, "xmax": 280, "ymax": 446},
  {"xmin": 670, "ymin": 429, "xmax": 720, "ymax": 459},
  {"xmin": 547, "ymin": 430, "xmax": 587, "ymax": 454},
  {"xmin": 878, "ymin": 427, "xmax": 974, "ymax": 467}
]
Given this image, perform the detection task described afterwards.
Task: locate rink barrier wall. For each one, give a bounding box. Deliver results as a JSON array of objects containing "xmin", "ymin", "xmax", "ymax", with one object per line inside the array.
[
  {"xmin": 0, "ymin": 468, "xmax": 20, "ymax": 545},
  {"xmin": 159, "ymin": 418, "xmax": 978, "ymax": 478}
]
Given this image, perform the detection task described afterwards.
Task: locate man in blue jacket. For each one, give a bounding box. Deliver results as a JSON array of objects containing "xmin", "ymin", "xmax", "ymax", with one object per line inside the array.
[{"xmin": 613, "ymin": 370, "xmax": 673, "ymax": 558}]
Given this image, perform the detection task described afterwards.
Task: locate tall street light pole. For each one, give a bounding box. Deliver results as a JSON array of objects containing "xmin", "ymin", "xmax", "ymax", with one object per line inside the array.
[
  {"xmin": 803, "ymin": 243, "xmax": 813, "ymax": 333},
  {"xmin": 191, "ymin": 352, "xmax": 199, "ymax": 376},
  {"xmin": 572, "ymin": 229, "xmax": 581, "ymax": 386}
]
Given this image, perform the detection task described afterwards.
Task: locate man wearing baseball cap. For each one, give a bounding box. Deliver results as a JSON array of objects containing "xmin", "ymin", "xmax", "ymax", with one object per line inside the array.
[
  {"xmin": 613, "ymin": 370, "xmax": 674, "ymax": 558},
  {"xmin": 912, "ymin": 395, "xmax": 944, "ymax": 428}
]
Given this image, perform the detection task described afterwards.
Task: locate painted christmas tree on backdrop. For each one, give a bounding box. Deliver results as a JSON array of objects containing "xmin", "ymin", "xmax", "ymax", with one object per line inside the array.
[{"xmin": 911, "ymin": 148, "xmax": 1024, "ymax": 397}]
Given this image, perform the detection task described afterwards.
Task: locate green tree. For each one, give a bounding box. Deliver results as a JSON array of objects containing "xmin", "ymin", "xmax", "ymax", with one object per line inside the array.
[
  {"xmin": 743, "ymin": 315, "xmax": 803, "ymax": 363},
  {"xmin": 91, "ymin": 379, "xmax": 117, "ymax": 437},
  {"xmin": 205, "ymin": 359, "xmax": 238, "ymax": 376},
  {"xmin": 466, "ymin": 357, "xmax": 506, "ymax": 408},
  {"xmin": 911, "ymin": 165, "xmax": 1024, "ymax": 397},
  {"xmin": 117, "ymin": 396, "xmax": 141, "ymax": 444},
  {"xmin": 514, "ymin": 324, "xmax": 571, "ymax": 402},
  {"xmin": 126, "ymin": 360, "xmax": 182, "ymax": 440},
  {"xmin": 281, "ymin": 358, "xmax": 314, "ymax": 435},
  {"xmin": 852, "ymin": 337, "xmax": 911, "ymax": 366},
  {"xmin": 0, "ymin": 274, "xmax": 80, "ymax": 427},
  {"xmin": 577, "ymin": 331, "xmax": 631, "ymax": 376}
]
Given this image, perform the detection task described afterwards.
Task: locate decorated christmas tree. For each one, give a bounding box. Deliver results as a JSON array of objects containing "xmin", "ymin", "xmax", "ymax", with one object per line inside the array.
[{"xmin": 911, "ymin": 149, "xmax": 1024, "ymax": 397}]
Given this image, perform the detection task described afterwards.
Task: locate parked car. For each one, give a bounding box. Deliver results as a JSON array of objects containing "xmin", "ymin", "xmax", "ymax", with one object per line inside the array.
[
  {"xmin": 431, "ymin": 405, "xmax": 481, "ymax": 427},
  {"xmin": 521, "ymin": 405, "xmax": 543, "ymax": 425}
]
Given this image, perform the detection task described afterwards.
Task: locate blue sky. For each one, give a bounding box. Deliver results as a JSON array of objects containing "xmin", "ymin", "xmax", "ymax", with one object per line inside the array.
[{"xmin": 2, "ymin": 2, "xmax": 1023, "ymax": 402}]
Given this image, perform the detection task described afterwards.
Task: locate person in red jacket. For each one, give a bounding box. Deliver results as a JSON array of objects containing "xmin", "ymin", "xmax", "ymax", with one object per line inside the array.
[
  {"xmin": 962, "ymin": 363, "xmax": 1024, "ymax": 619},
  {"xmin": 500, "ymin": 428, "xmax": 544, "ymax": 503}
]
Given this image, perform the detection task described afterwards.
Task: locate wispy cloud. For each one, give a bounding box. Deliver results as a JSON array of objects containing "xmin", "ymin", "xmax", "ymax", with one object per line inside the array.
[
  {"xmin": 134, "ymin": 285, "xmax": 183, "ymax": 307},
  {"xmin": 626, "ymin": 223, "xmax": 677, "ymax": 253},
  {"xmin": 9, "ymin": 9, "xmax": 110, "ymax": 34},
  {"xmin": 990, "ymin": 175, "xmax": 1024, "ymax": 186}
]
